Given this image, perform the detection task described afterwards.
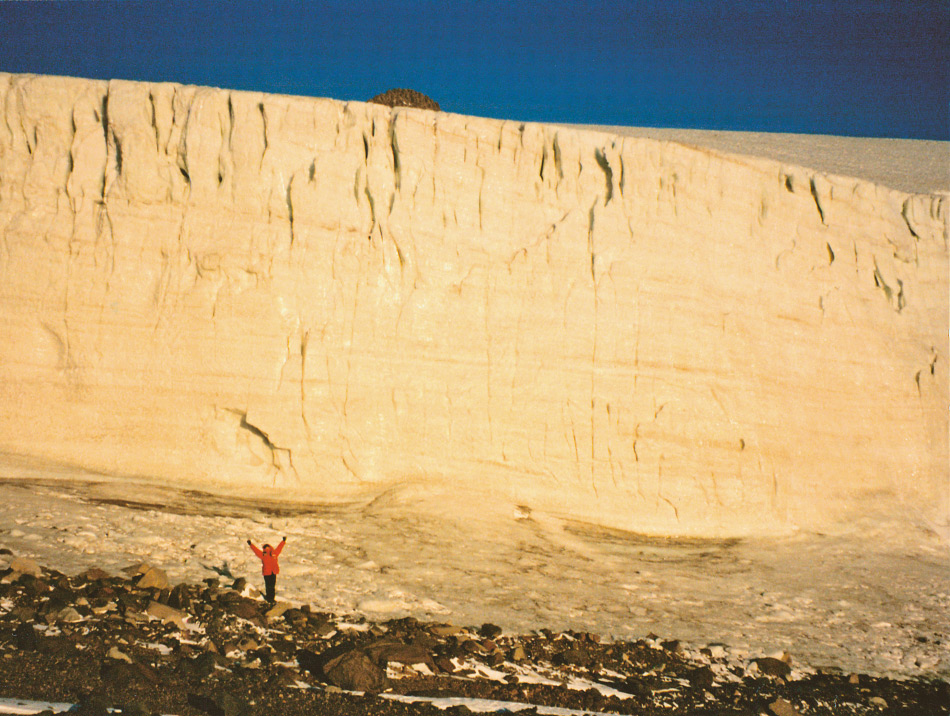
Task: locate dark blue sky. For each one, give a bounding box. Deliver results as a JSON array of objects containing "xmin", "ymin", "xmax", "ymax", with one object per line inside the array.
[{"xmin": 1, "ymin": 0, "xmax": 947, "ymax": 139}]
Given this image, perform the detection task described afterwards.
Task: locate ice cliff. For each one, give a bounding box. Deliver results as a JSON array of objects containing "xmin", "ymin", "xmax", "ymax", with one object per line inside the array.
[{"xmin": 0, "ymin": 73, "xmax": 946, "ymax": 536}]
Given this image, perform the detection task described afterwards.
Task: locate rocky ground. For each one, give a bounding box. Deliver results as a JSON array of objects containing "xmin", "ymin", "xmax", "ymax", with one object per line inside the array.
[{"xmin": 0, "ymin": 549, "xmax": 947, "ymax": 716}]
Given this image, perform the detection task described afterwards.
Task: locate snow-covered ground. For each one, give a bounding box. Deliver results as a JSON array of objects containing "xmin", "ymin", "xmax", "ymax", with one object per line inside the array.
[{"xmin": 0, "ymin": 476, "xmax": 947, "ymax": 681}]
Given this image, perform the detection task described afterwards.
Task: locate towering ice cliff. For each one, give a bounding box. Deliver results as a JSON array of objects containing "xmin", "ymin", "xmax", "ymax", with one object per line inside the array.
[{"xmin": 0, "ymin": 73, "xmax": 946, "ymax": 536}]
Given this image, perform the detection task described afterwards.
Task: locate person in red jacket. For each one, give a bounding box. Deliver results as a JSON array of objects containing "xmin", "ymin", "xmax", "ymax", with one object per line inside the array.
[{"xmin": 247, "ymin": 536, "xmax": 286, "ymax": 604}]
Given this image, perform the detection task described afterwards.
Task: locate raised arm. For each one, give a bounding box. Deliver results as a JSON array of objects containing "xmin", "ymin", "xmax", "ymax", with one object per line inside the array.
[
  {"xmin": 247, "ymin": 540, "xmax": 263, "ymax": 559},
  {"xmin": 273, "ymin": 537, "xmax": 286, "ymax": 557}
]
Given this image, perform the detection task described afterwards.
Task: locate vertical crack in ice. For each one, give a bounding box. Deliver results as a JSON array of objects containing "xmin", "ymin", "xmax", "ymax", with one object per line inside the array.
[
  {"xmin": 286, "ymin": 177, "xmax": 295, "ymax": 245},
  {"xmin": 389, "ymin": 115, "xmax": 401, "ymax": 191},
  {"xmin": 900, "ymin": 198, "xmax": 920, "ymax": 240},
  {"xmin": 809, "ymin": 177, "xmax": 826, "ymax": 225},
  {"xmin": 872, "ymin": 258, "xmax": 905, "ymax": 313},
  {"xmin": 594, "ymin": 147, "xmax": 613, "ymax": 205},
  {"xmin": 552, "ymin": 133, "xmax": 564, "ymax": 180}
]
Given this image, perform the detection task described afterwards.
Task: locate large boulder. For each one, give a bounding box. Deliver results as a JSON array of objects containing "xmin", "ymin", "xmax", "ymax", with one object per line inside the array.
[{"xmin": 322, "ymin": 649, "xmax": 388, "ymax": 693}]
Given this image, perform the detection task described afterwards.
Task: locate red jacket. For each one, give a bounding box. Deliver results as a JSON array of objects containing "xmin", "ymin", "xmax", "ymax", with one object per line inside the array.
[{"xmin": 249, "ymin": 539, "xmax": 285, "ymax": 576}]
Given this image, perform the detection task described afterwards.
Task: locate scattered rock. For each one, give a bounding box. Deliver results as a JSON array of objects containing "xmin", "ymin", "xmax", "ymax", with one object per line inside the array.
[
  {"xmin": 687, "ymin": 665, "xmax": 715, "ymax": 689},
  {"xmin": 368, "ymin": 88, "xmax": 440, "ymax": 111},
  {"xmin": 227, "ymin": 599, "xmax": 260, "ymax": 621},
  {"xmin": 145, "ymin": 600, "xmax": 188, "ymax": 629},
  {"xmin": 123, "ymin": 562, "xmax": 152, "ymax": 576},
  {"xmin": 753, "ymin": 656, "xmax": 793, "ymax": 678},
  {"xmin": 0, "ymin": 553, "xmax": 945, "ymax": 716},
  {"xmin": 296, "ymin": 648, "xmax": 322, "ymax": 677},
  {"xmin": 9, "ymin": 556, "xmax": 41, "ymax": 577},
  {"xmin": 365, "ymin": 640, "xmax": 436, "ymax": 672},
  {"xmin": 73, "ymin": 691, "xmax": 110, "ymax": 716},
  {"xmin": 56, "ymin": 606, "xmax": 83, "ymax": 623},
  {"xmin": 553, "ymin": 646, "xmax": 593, "ymax": 668},
  {"xmin": 479, "ymin": 623, "xmax": 502, "ymax": 639},
  {"xmin": 136, "ymin": 566, "xmax": 170, "ymax": 590},
  {"xmin": 265, "ymin": 602, "xmax": 292, "ymax": 619},
  {"xmin": 429, "ymin": 624, "xmax": 462, "ymax": 637},
  {"xmin": 14, "ymin": 622, "xmax": 38, "ymax": 651},
  {"xmin": 237, "ymin": 636, "xmax": 259, "ymax": 652},
  {"xmin": 107, "ymin": 646, "xmax": 133, "ymax": 663},
  {"xmin": 323, "ymin": 649, "xmax": 389, "ymax": 693},
  {"xmin": 78, "ymin": 567, "xmax": 111, "ymax": 582},
  {"xmin": 101, "ymin": 660, "xmax": 160, "ymax": 686},
  {"xmin": 769, "ymin": 697, "xmax": 802, "ymax": 716},
  {"xmin": 187, "ymin": 692, "xmax": 251, "ymax": 716}
]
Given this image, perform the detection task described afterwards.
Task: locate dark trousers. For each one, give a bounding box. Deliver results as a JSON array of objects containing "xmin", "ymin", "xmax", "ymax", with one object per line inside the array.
[{"xmin": 263, "ymin": 574, "xmax": 277, "ymax": 603}]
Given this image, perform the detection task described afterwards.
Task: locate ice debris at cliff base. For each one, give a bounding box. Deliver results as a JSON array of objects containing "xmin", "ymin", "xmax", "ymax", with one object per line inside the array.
[
  {"xmin": 0, "ymin": 478, "xmax": 947, "ymax": 684},
  {"xmin": 0, "ymin": 551, "xmax": 948, "ymax": 716}
]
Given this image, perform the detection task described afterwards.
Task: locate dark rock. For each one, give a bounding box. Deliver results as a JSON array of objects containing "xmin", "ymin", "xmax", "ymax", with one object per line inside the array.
[
  {"xmin": 38, "ymin": 635, "xmax": 74, "ymax": 656},
  {"xmin": 78, "ymin": 566, "xmax": 110, "ymax": 582},
  {"xmin": 224, "ymin": 693, "xmax": 254, "ymax": 716},
  {"xmin": 187, "ymin": 693, "xmax": 223, "ymax": 716},
  {"xmin": 296, "ymin": 648, "xmax": 322, "ymax": 677},
  {"xmin": 314, "ymin": 620, "xmax": 336, "ymax": 638},
  {"xmin": 754, "ymin": 656, "xmax": 792, "ymax": 678},
  {"xmin": 101, "ymin": 660, "xmax": 161, "ymax": 686},
  {"xmin": 479, "ymin": 623, "xmax": 502, "ymax": 639},
  {"xmin": 10, "ymin": 606, "xmax": 36, "ymax": 622},
  {"xmin": 115, "ymin": 704, "xmax": 154, "ymax": 716},
  {"xmin": 230, "ymin": 577, "xmax": 247, "ymax": 592},
  {"xmin": 14, "ymin": 622, "xmax": 38, "ymax": 651},
  {"xmin": 619, "ymin": 676, "xmax": 652, "ymax": 698},
  {"xmin": 166, "ymin": 583, "xmax": 192, "ymax": 610},
  {"xmin": 371, "ymin": 639, "xmax": 438, "ymax": 673},
  {"xmin": 368, "ymin": 88, "xmax": 440, "ymax": 111},
  {"xmin": 282, "ymin": 607, "xmax": 308, "ymax": 626},
  {"xmin": 461, "ymin": 639, "xmax": 485, "ymax": 654},
  {"xmin": 323, "ymin": 649, "xmax": 389, "ymax": 693},
  {"xmin": 74, "ymin": 691, "xmax": 111, "ymax": 716},
  {"xmin": 769, "ymin": 697, "xmax": 802, "ymax": 716},
  {"xmin": 20, "ymin": 575, "xmax": 50, "ymax": 596},
  {"xmin": 176, "ymin": 651, "xmax": 221, "ymax": 679},
  {"xmin": 687, "ymin": 665, "xmax": 715, "ymax": 688},
  {"xmin": 553, "ymin": 646, "xmax": 593, "ymax": 668},
  {"xmin": 228, "ymin": 598, "xmax": 261, "ymax": 621},
  {"xmin": 434, "ymin": 656, "xmax": 457, "ymax": 673}
]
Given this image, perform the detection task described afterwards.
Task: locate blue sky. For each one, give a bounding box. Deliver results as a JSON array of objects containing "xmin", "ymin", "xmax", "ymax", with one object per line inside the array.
[{"xmin": 1, "ymin": 0, "xmax": 947, "ymax": 139}]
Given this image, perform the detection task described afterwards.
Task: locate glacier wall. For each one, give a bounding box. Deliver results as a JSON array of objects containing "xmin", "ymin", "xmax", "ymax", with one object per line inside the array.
[{"xmin": 0, "ymin": 73, "xmax": 946, "ymax": 536}]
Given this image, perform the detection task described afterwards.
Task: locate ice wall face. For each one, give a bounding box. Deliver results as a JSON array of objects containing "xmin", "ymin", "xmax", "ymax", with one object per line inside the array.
[{"xmin": 0, "ymin": 73, "xmax": 946, "ymax": 536}]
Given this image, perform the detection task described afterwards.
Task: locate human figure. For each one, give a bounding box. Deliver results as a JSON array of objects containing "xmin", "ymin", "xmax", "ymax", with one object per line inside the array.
[{"xmin": 247, "ymin": 536, "xmax": 286, "ymax": 604}]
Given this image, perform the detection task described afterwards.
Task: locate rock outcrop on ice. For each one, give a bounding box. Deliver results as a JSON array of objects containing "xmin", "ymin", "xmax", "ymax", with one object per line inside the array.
[{"xmin": 0, "ymin": 73, "xmax": 946, "ymax": 536}]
